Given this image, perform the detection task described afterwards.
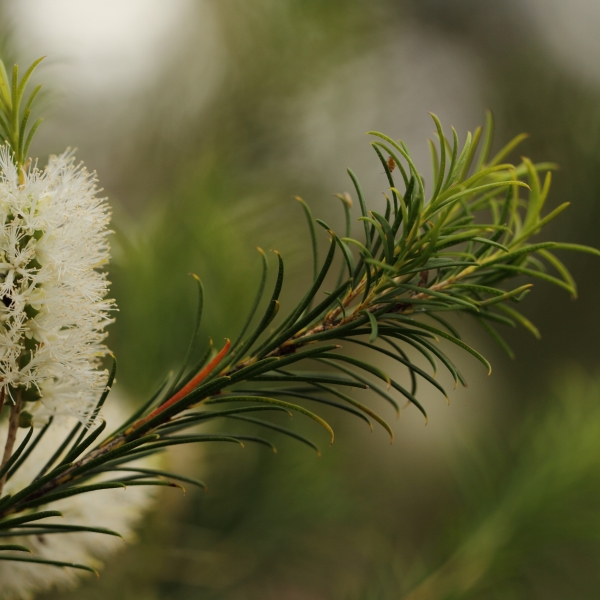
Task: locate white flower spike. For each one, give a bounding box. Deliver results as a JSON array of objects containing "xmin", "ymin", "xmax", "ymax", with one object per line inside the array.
[{"xmin": 0, "ymin": 147, "xmax": 114, "ymax": 421}]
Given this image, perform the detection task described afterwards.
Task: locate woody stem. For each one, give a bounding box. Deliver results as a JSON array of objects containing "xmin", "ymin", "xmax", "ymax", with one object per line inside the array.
[{"xmin": 0, "ymin": 390, "xmax": 22, "ymax": 495}]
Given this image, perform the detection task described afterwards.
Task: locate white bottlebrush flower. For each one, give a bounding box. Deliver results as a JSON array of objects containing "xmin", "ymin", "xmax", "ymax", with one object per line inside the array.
[
  {"xmin": 0, "ymin": 146, "xmax": 113, "ymax": 420},
  {"xmin": 0, "ymin": 398, "xmax": 159, "ymax": 600}
]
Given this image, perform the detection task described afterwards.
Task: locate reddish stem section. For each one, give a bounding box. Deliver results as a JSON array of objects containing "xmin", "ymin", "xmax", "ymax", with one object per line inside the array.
[{"xmin": 130, "ymin": 339, "xmax": 231, "ymax": 432}]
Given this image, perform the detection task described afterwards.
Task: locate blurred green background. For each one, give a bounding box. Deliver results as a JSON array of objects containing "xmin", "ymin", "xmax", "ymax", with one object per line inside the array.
[{"xmin": 2, "ymin": 0, "xmax": 599, "ymax": 597}]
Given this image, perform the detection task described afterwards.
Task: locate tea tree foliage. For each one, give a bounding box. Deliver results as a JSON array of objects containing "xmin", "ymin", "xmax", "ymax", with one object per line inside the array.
[
  {"xmin": 0, "ymin": 57, "xmax": 44, "ymax": 172},
  {"xmin": 0, "ymin": 58, "xmax": 597, "ymax": 585}
]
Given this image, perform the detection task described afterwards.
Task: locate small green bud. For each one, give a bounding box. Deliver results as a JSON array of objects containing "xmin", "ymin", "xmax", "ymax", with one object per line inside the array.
[
  {"xmin": 18, "ymin": 337, "xmax": 38, "ymax": 369},
  {"xmin": 18, "ymin": 234, "xmax": 32, "ymax": 250},
  {"xmin": 26, "ymin": 257, "xmax": 42, "ymax": 271},
  {"xmin": 24, "ymin": 304, "xmax": 40, "ymax": 319},
  {"xmin": 19, "ymin": 410, "xmax": 33, "ymax": 428},
  {"xmin": 21, "ymin": 386, "xmax": 41, "ymax": 403}
]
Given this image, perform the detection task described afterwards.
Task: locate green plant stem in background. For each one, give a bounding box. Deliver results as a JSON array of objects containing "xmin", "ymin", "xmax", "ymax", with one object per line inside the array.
[{"xmin": 401, "ymin": 514, "xmax": 512, "ymax": 600}]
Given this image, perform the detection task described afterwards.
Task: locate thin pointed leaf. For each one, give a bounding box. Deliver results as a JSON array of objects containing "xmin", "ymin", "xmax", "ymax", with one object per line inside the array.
[
  {"xmin": 476, "ymin": 317, "xmax": 515, "ymax": 359},
  {"xmin": 70, "ymin": 435, "xmax": 160, "ymax": 477},
  {"xmin": 537, "ymin": 249, "xmax": 577, "ymax": 298},
  {"xmin": 257, "ymin": 280, "xmax": 349, "ymax": 357},
  {"xmin": 512, "ymin": 202, "xmax": 570, "ymax": 246},
  {"xmin": 347, "ymin": 168, "xmax": 371, "ymax": 248},
  {"xmin": 3, "ymin": 464, "xmax": 72, "ymax": 511},
  {"xmin": 157, "ymin": 405, "xmax": 293, "ymax": 435},
  {"xmin": 167, "ymin": 275, "xmax": 204, "ymax": 398},
  {"xmin": 129, "ymin": 376, "xmax": 232, "ymax": 437},
  {"xmin": 230, "ymin": 248, "xmax": 268, "ymax": 354},
  {"xmin": 228, "ymin": 415, "xmax": 321, "ymax": 456},
  {"xmin": 385, "ymin": 315, "xmax": 492, "ymax": 375},
  {"xmin": 429, "ymin": 138, "xmax": 440, "ymax": 185},
  {"xmin": 429, "ymin": 181, "xmax": 529, "ymax": 217},
  {"xmin": 16, "ymin": 523, "xmax": 123, "ymax": 538},
  {"xmin": 471, "ymin": 237, "xmax": 509, "ymax": 253},
  {"xmin": 17, "ymin": 108, "xmax": 29, "ymax": 160},
  {"xmin": 426, "ymin": 313, "xmax": 461, "ymax": 339},
  {"xmin": 372, "ymin": 145, "xmax": 400, "ymax": 211},
  {"xmin": 359, "ymin": 216, "xmax": 389, "ymax": 262},
  {"xmin": 372, "ymin": 211, "xmax": 395, "ymax": 264},
  {"xmin": 177, "ymin": 340, "xmax": 214, "ymax": 393},
  {"xmin": 0, "ymin": 60, "xmax": 12, "ymax": 109},
  {"xmin": 368, "ymin": 134, "xmax": 425, "ymax": 201},
  {"xmin": 364, "ymin": 310, "xmax": 378, "ymax": 342},
  {"xmin": 250, "ymin": 372, "xmax": 368, "ymax": 388},
  {"xmin": 22, "ymin": 118, "xmax": 42, "ymax": 160},
  {"xmin": 446, "ymin": 130, "xmax": 472, "ymax": 189},
  {"xmin": 101, "ymin": 468, "xmax": 207, "ymax": 492},
  {"xmin": 311, "ymin": 383, "xmax": 394, "ymax": 442},
  {"xmin": 15, "ymin": 57, "xmax": 44, "ymax": 108},
  {"xmin": 144, "ymin": 434, "xmax": 274, "ymax": 454},
  {"xmin": 394, "ymin": 283, "xmax": 479, "ymax": 311},
  {"xmin": 245, "ymin": 389, "xmax": 373, "ymax": 430},
  {"xmin": 317, "ymin": 358, "xmax": 400, "ymax": 415},
  {"xmin": 460, "ymin": 125, "xmax": 482, "ymax": 180},
  {"xmin": 443, "ymin": 127, "xmax": 459, "ymax": 190},
  {"xmin": 0, "ymin": 555, "xmax": 98, "ymax": 576},
  {"xmin": 494, "ymin": 264, "xmax": 574, "ymax": 294},
  {"xmin": 475, "ymin": 110, "xmax": 494, "ymax": 170},
  {"xmin": 0, "ymin": 427, "xmax": 33, "ymax": 481},
  {"xmin": 61, "ymin": 420, "xmax": 107, "ymax": 466},
  {"xmin": 106, "ymin": 372, "xmax": 173, "ymax": 441},
  {"xmin": 429, "ymin": 113, "xmax": 447, "ymax": 201},
  {"xmin": 260, "ymin": 234, "xmax": 337, "ymax": 352},
  {"xmin": 295, "ymin": 196, "xmax": 319, "ymax": 283},
  {"xmin": 378, "ymin": 337, "xmax": 418, "ymax": 394},
  {"xmin": 317, "ymin": 352, "xmax": 391, "ymax": 389},
  {"xmin": 398, "ymin": 333, "xmax": 467, "ymax": 388},
  {"xmin": 488, "ymin": 132, "xmax": 529, "ymax": 167},
  {"xmin": 7, "ymin": 418, "xmax": 54, "ymax": 481},
  {"xmin": 478, "ymin": 284, "xmax": 533, "ymax": 307},
  {"xmin": 0, "ymin": 511, "xmax": 63, "ymax": 530},
  {"xmin": 479, "ymin": 242, "xmax": 557, "ymax": 268},
  {"xmin": 551, "ymin": 243, "xmax": 600, "ymax": 256},
  {"xmin": 497, "ymin": 305, "xmax": 541, "ymax": 339},
  {"xmin": 0, "ymin": 544, "xmax": 31, "ymax": 553},
  {"xmin": 204, "ymin": 395, "xmax": 335, "ymax": 444},
  {"xmin": 19, "ymin": 482, "xmax": 127, "ymax": 510},
  {"xmin": 344, "ymin": 339, "xmax": 448, "ymax": 401},
  {"xmin": 231, "ymin": 252, "xmax": 284, "ymax": 361},
  {"xmin": 297, "ymin": 313, "xmax": 370, "ymax": 345},
  {"xmin": 81, "ymin": 353, "xmax": 116, "ymax": 428},
  {"xmin": 36, "ymin": 422, "xmax": 81, "ymax": 479},
  {"xmin": 239, "ymin": 345, "xmax": 339, "ymax": 379}
]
